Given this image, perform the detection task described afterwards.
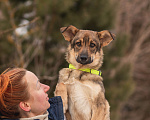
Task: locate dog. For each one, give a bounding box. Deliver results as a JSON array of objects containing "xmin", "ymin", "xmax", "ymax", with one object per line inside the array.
[{"xmin": 54, "ymin": 25, "xmax": 115, "ymax": 120}]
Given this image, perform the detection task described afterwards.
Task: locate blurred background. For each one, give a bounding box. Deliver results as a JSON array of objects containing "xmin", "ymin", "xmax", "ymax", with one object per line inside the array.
[{"xmin": 0, "ymin": 0, "xmax": 150, "ymax": 120}]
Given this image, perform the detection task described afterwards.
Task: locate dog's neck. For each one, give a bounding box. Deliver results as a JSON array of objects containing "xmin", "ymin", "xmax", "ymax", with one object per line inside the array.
[{"xmin": 69, "ymin": 64, "xmax": 102, "ymax": 76}]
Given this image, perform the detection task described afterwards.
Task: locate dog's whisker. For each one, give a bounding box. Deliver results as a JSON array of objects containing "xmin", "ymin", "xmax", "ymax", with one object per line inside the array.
[
  {"xmin": 75, "ymin": 55, "xmax": 78, "ymax": 59},
  {"xmin": 92, "ymin": 56, "xmax": 94, "ymax": 61}
]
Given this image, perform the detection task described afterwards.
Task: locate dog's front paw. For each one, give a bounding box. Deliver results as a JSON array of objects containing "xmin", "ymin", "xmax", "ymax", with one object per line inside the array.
[
  {"xmin": 54, "ymin": 83, "xmax": 68, "ymax": 113},
  {"xmin": 59, "ymin": 68, "xmax": 72, "ymax": 83}
]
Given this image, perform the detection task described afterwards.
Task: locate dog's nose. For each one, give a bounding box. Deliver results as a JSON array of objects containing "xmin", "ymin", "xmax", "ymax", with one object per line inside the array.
[
  {"xmin": 76, "ymin": 54, "xmax": 93, "ymax": 65},
  {"xmin": 80, "ymin": 55, "xmax": 88, "ymax": 63}
]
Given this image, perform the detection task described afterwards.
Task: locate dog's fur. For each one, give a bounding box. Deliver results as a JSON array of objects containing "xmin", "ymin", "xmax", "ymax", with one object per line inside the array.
[{"xmin": 54, "ymin": 25, "xmax": 115, "ymax": 120}]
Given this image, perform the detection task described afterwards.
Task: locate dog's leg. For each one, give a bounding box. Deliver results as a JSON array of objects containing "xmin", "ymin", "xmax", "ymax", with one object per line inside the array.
[
  {"xmin": 91, "ymin": 99, "xmax": 110, "ymax": 120},
  {"xmin": 54, "ymin": 82, "xmax": 68, "ymax": 113},
  {"xmin": 65, "ymin": 111, "xmax": 72, "ymax": 120},
  {"xmin": 103, "ymin": 100, "xmax": 110, "ymax": 120}
]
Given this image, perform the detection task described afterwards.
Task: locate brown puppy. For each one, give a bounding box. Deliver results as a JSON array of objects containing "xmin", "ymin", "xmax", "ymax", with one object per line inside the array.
[{"xmin": 54, "ymin": 25, "xmax": 115, "ymax": 120}]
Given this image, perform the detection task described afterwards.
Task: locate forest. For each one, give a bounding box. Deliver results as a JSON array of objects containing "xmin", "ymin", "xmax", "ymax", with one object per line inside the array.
[{"xmin": 0, "ymin": 0, "xmax": 150, "ymax": 120}]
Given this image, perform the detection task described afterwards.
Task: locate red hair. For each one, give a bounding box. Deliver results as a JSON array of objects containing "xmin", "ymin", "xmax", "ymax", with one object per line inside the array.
[{"xmin": 0, "ymin": 68, "xmax": 30, "ymax": 118}]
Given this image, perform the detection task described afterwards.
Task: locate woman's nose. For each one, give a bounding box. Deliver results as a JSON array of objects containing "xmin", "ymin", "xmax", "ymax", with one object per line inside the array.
[
  {"xmin": 42, "ymin": 84, "xmax": 50, "ymax": 92},
  {"xmin": 45, "ymin": 85, "xmax": 50, "ymax": 92}
]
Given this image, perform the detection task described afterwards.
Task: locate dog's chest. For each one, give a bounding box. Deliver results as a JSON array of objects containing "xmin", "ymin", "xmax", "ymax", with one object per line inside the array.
[
  {"xmin": 61, "ymin": 69, "xmax": 103, "ymax": 101},
  {"xmin": 67, "ymin": 80, "xmax": 101, "ymax": 99},
  {"xmin": 66, "ymin": 79, "xmax": 102, "ymax": 119},
  {"xmin": 59, "ymin": 68, "xmax": 103, "ymax": 119},
  {"xmin": 65, "ymin": 75, "xmax": 102, "ymax": 112}
]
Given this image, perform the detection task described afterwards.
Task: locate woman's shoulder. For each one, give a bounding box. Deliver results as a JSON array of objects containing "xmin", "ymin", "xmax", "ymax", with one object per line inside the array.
[{"xmin": 47, "ymin": 96, "xmax": 64, "ymax": 120}]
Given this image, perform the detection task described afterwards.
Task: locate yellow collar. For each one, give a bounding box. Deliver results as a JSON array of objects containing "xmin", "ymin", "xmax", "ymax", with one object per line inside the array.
[{"xmin": 69, "ymin": 64, "xmax": 102, "ymax": 76}]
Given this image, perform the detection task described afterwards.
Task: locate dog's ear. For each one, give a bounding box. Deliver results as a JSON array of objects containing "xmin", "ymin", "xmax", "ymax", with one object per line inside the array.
[
  {"xmin": 60, "ymin": 25, "xmax": 79, "ymax": 42},
  {"xmin": 97, "ymin": 30, "xmax": 115, "ymax": 47}
]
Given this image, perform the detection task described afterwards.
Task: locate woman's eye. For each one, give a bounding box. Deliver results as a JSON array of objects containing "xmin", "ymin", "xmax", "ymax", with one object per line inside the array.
[
  {"xmin": 76, "ymin": 42, "xmax": 81, "ymax": 47},
  {"xmin": 90, "ymin": 43, "xmax": 96, "ymax": 48},
  {"xmin": 37, "ymin": 83, "xmax": 41, "ymax": 90}
]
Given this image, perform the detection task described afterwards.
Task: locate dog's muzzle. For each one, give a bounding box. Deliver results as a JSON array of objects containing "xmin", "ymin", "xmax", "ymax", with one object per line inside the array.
[{"xmin": 76, "ymin": 54, "xmax": 93, "ymax": 65}]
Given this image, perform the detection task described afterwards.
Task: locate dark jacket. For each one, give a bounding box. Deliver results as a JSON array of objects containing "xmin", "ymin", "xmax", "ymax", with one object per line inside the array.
[{"xmin": 0, "ymin": 96, "xmax": 64, "ymax": 120}]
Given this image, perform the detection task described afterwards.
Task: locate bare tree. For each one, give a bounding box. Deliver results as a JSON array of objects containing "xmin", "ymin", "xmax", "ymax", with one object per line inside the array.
[
  {"xmin": 114, "ymin": 0, "xmax": 150, "ymax": 120},
  {"xmin": 0, "ymin": 0, "xmax": 65, "ymax": 95}
]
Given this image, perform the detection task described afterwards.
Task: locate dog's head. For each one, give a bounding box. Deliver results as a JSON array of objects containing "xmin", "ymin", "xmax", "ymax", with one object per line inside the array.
[{"xmin": 60, "ymin": 25, "xmax": 115, "ymax": 69}]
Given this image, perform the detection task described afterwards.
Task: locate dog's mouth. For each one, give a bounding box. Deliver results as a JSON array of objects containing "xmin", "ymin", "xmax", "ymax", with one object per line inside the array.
[{"xmin": 76, "ymin": 55, "xmax": 93, "ymax": 65}]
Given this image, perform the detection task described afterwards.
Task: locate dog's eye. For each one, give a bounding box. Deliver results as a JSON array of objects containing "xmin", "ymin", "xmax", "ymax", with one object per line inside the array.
[
  {"xmin": 90, "ymin": 43, "xmax": 96, "ymax": 48},
  {"xmin": 76, "ymin": 42, "xmax": 81, "ymax": 47}
]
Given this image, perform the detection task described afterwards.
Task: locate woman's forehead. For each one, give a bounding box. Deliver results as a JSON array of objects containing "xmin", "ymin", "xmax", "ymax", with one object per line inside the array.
[{"xmin": 25, "ymin": 71, "xmax": 38, "ymax": 85}]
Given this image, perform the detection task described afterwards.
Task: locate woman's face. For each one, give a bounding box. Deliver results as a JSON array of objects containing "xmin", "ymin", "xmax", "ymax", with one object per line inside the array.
[{"xmin": 25, "ymin": 71, "xmax": 50, "ymax": 116}]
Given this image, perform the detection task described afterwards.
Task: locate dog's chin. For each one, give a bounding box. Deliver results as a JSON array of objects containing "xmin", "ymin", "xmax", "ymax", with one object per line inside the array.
[
  {"xmin": 73, "ymin": 57, "xmax": 102, "ymax": 70},
  {"xmin": 76, "ymin": 58, "xmax": 93, "ymax": 65}
]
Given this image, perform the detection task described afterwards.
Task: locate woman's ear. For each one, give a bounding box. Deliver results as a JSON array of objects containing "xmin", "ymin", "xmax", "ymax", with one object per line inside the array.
[{"xmin": 19, "ymin": 102, "xmax": 31, "ymax": 112}]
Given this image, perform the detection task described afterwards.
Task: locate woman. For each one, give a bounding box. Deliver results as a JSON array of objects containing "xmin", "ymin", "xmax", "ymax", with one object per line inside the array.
[{"xmin": 0, "ymin": 68, "xmax": 64, "ymax": 120}]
